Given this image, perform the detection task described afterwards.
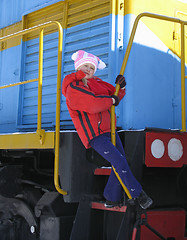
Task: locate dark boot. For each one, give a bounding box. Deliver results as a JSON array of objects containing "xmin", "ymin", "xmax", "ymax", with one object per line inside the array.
[
  {"xmin": 137, "ymin": 190, "xmax": 153, "ymax": 209},
  {"xmin": 104, "ymin": 200, "xmax": 123, "ymax": 208}
]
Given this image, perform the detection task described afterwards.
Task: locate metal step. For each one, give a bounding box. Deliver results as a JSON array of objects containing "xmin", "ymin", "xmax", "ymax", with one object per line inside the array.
[
  {"xmin": 94, "ymin": 167, "xmax": 111, "ymax": 175},
  {"xmin": 91, "ymin": 202, "xmax": 127, "ymax": 212}
]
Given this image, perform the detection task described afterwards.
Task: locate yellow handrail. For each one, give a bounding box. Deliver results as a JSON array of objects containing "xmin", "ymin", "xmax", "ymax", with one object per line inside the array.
[
  {"xmin": 111, "ymin": 12, "xmax": 187, "ymax": 199},
  {"xmin": 54, "ymin": 22, "xmax": 67, "ymax": 195},
  {"xmin": 181, "ymin": 22, "xmax": 186, "ymax": 131},
  {"xmin": 36, "ymin": 28, "xmax": 44, "ymax": 139},
  {"xmin": 0, "ymin": 79, "xmax": 38, "ymax": 89},
  {"xmin": 0, "ymin": 21, "xmax": 67, "ymax": 195}
]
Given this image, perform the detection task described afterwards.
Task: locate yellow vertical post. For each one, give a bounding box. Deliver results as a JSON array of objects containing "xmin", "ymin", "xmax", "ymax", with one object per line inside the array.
[
  {"xmin": 111, "ymin": 86, "xmax": 120, "ymax": 146},
  {"xmin": 110, "ymin": 0, "xmax": 132, "ymax": 200},
  {"xmin": 37, "ymin": 28, "xmax": 44, "ymax": 132},
  {"xmin": 181, "ymin": 22, "xmax": 186, "ymax": 132},
  {"xmin": 54, "ymin": 22, "xmax": 67, "ymax": 195},
  {"xmin": 111, "ymin": 86, "xmax": 132, "ymax": 199},
  {"xmin": 110, "ymin": 0, "xmax": 117, "ymax": 146},
  {"xmin": 36, "ymin": 27, "xmax": 45, "ymax": 145}
]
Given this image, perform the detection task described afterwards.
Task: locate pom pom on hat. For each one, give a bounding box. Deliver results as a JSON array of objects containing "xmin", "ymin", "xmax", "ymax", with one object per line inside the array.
[
  {"xmin": 71, "ymin": 51, "xmax": 79, "ymax": 61},
  {"xmin": 71, "ymin": 50, "xmax": 106, "ymax": 73}
]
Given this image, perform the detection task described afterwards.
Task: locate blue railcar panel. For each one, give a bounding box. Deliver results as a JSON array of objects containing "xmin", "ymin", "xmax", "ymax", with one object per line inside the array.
[
  {"xmin": 0, "ymin": 0, "xmax": 61, "ymax": 28},
  {"xmin": 118, "ymin": 14, "xmax": 186, "ymax": 130},
  {"xmin": 0, "ymin": 45, "xmax": 22, "ymax": 132},
  {"xmin": 17, "ymin": 15, "xmax": 111, "ymax": 130},
  {"xmin": 18, "ymin": 32, "xmax": 59, "ymax": 130},
  {"xmin": 63, "ymin": 16, "xmax": 110, "ymax": 81},
  {"xmin": 0, "ymin": 3, "xmax": 187, "ymax": 133}
]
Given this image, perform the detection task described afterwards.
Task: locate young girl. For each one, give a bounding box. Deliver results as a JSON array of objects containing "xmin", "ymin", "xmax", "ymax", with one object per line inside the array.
[{"xmin": 62, "ymin": 50, "xmax": 153, "ymax": 209}]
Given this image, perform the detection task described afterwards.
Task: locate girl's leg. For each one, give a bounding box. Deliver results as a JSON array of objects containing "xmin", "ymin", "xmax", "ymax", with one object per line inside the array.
[
  {"xmin": 103, "ymin": 132, "xmax": 128, "ymax": 201},
  {"xmin": 104, "ymin": 168, "xmax": 123, "ymax": 202},
  {"xmin": 89, "ymin": 133, "xmax": 142, "ymax": 201},
  {"xmin": 115, "ymin": 132, "xmax": 126, "ymax": 156}
]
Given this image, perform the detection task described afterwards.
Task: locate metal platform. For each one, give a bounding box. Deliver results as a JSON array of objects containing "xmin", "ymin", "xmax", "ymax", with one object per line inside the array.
[{"xmin": 0, "ymin": 131, "xmax": 55, "ymax": 149}]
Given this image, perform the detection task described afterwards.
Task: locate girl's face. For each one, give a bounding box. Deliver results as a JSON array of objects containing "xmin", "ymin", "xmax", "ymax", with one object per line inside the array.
[{"xmin": 78, "ymin": 63, "xmax": 95, "ymax": 79}]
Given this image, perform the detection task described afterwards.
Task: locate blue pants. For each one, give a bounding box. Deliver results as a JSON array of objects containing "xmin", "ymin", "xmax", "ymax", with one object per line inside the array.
[{"xmin": 89, "ymin": 132, "xmax": 142, "ymax": 202}]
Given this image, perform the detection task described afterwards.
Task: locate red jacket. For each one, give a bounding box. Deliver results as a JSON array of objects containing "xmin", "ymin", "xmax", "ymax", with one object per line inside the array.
[{"xmin": 62, "ymin": 70, "xmax": 126, "ymax": 148}]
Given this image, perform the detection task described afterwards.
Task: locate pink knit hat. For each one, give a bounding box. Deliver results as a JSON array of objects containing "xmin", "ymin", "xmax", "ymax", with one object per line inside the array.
[{"xmin": 71, "ymin": 50, "xmax": 106, "ymax": 73}]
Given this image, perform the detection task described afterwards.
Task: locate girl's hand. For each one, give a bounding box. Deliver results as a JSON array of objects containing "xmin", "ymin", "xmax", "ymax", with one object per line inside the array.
[
  {"xmin": 82, "ymin": 77, "xmax": 88, "ymax": 87},
  {"xmin": 111, "ymin": 95, "xmax": 119, "ymax": 106},
  {"xmin": 115, "ymin": 75, "xmax": 126, "ymax": 89}
]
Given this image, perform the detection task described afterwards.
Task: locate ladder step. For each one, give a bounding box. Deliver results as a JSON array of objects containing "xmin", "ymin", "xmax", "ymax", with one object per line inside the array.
[
  {"xmin": 91, "ymin": 202, "xmax": 127, "ymax": 212},
  {"xmin": 94, "ymin": 167, "xmax": 111, "ymax": 175}
]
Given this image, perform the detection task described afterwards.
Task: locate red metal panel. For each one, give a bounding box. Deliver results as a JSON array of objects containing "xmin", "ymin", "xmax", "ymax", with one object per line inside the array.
[
  {"xmin": 145, "ymin": 131, "xmax": 187, "ymax": 167},
  {"xmin": 94, "ymin": 167, "xmax": 111, "ymax": 175},
  {"xmin": 140, "ymin": 210, "xmax": 186, "ymax": 240},
  {"xmin": 91, "ymin": 202, "xmax": 127, "ymax": 212}
]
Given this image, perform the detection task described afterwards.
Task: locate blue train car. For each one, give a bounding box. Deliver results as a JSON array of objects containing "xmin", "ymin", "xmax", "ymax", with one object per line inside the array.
[
  {"xmin": 1, "ymin": 0, "xmax": 186, "ymax": 133},
  {"xmin": 0, "ymin": 0, "xmax": 187, "ymax": 239}
]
